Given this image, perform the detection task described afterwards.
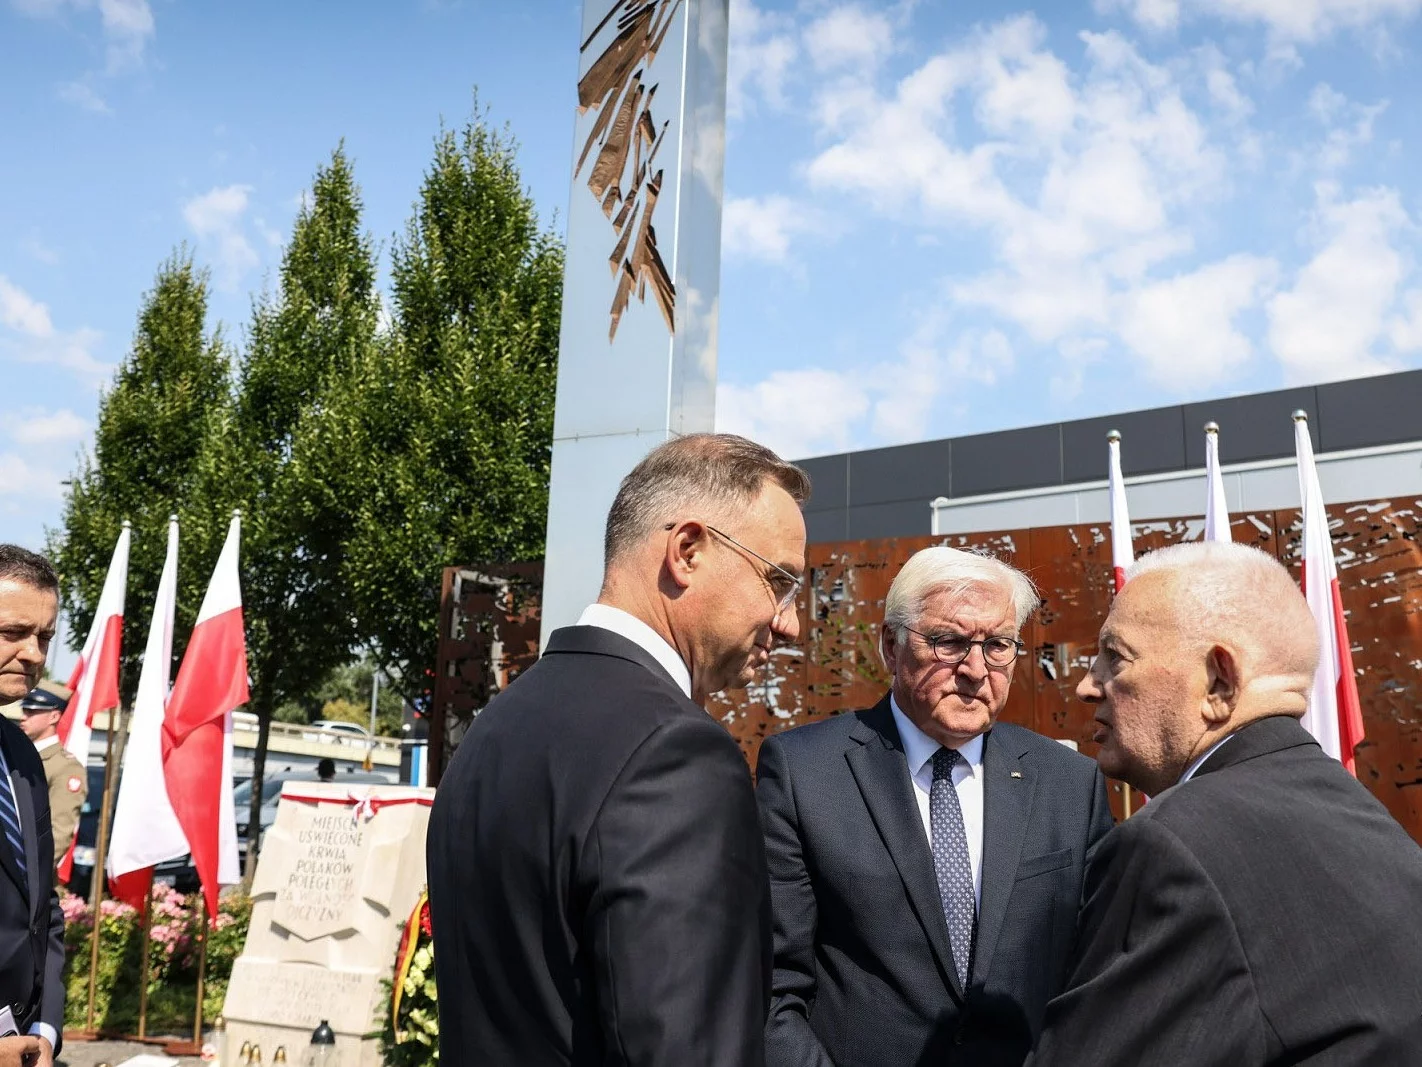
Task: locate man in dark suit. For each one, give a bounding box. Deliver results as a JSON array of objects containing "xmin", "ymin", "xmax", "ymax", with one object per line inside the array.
[
  {"xmin": 428, "ymin": 434, "xmax": 810, "ymax": 1066},
  {"xmin": 0, "ymin": 546, "xmax": 68, "ymax": 1067},
  {"xmin": 1029, "ymin": 541, "xmax": 1422, "ymax": 1066},
  {"xmin": 758, "ymin": 546, "xmax": 1113, "ymax": 1067}
]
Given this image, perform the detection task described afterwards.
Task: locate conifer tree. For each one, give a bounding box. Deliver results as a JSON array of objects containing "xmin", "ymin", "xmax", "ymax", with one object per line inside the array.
[{"xmin": 51, "ymin": 251, "xmax": 232, "ymax": 702}]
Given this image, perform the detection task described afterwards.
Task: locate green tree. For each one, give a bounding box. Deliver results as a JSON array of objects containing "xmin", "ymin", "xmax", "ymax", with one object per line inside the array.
[
  {"xmin": 223, "ymin": 145, "xmax": 381, "ymax": 878},
  {"xmin": 50, "ymin": 252, "xmax": 233, "ymax": 701},
  {"xmin": 304, "ymin": 107, "xmax": 563, "ymax": 704}
]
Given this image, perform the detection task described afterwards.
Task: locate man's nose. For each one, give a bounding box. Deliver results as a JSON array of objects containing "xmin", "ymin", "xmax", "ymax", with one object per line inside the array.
[
  {"xmin": 16, "ymin": 636, "xmax": 46, "ymax": 664},
  {"xmin": 955, "ymin": 643, "xmax": 990, "ymax": 682},
  {"xmin": 771, "ymin": 605, "xmax": 800, "ymax": 643},
  {"xmin": 1077, "ymin": 661, "xmax": 1103, "ymax": 703}
]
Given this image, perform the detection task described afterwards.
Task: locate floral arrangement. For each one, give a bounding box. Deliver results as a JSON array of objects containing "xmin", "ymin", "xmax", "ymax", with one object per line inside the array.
[
  {"xmin": 62, "ymin": 884, "xmax": 251, "ymax": 1034},
  {"xmin": 378, "ymin": 889, "xmax": 438, "ymax": 1067}
]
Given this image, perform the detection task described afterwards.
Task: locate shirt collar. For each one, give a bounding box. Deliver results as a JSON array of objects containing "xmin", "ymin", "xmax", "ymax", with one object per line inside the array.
[
  {"xmin": 1179, "ymin": 732, "xmax": 1235, "ymax": 785},
  {"xmin": 889, "ymin": 694, "xmax": 985, "ymax": 777},
  {"xmin": 577, "ymin": 603, "xmax": 693, "ymax": 699},
  {"xmin": 33, "ymin": 735, "xmax": 58, "ymax": 753}
]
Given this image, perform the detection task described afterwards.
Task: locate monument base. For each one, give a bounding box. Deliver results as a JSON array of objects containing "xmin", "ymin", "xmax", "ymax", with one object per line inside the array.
[{"xmin": 222, "ymin": 783, "xmax": 435, "ymax": 1067}]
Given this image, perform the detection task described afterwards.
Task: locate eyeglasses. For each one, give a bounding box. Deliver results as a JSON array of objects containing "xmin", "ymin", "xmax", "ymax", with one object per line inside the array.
[
  {"xmin": 903, "ymin": 628, "xmax": 1024, "ymax": 668},
  {"xmin": 666, "ymin": 522, "xmax": 804, "ymax": 617}
]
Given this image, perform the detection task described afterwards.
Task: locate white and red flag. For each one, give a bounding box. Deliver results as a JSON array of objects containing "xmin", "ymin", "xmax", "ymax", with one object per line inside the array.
[
  {"xmin": 163, "ymin": 512, "xmax": 248, "ymax": 920},
  {"xmin": 107, "ymin": 517, "xmax": 190, "ymax": 909},
  {"xmin": 1293, "ymin": 413, "xmax": 1365, "ymax": 774},
  {"xmin": 1203, "ymin": 422, "xmax": 1231, "ymax": 543},
  {"xmin": 55, "ymin": 523, "xmax": 129, "ymax": 881},
  {"xmin": 1107, "ymin": 430, "xmax": 1133, "ymax": 593}
]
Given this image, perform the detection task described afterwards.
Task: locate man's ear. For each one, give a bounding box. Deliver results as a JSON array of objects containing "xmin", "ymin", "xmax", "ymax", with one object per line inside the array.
[
  {"xmin": 663, "ymin": 521, "xmax": 708, "ymax": 593},
  {"xmin": 880, "ymin": 627, "xmax": 899, "ymax": 674},
  {"xmin": 1203, "ymin": 644, "xmax": 1239, "ymax": 724}
]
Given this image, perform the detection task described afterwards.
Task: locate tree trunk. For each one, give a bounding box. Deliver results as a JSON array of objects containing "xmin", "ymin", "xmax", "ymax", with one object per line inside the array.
[{"xmin": 242, "ymin": 676, "xmax": 276, "ymax": 886}]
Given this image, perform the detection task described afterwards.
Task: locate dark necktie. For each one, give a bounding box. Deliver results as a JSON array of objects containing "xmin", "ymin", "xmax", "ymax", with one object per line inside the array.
[
  {"xmin": 930, "ymin": 747, "xmax": 974, "ymax": 988},
  {"xmin": 0, "ymin": 744, "xmax": 27, "ymax": 891}
]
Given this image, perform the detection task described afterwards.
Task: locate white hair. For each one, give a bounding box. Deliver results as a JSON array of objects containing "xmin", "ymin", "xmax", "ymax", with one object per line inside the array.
[
  {"xmin": 884, "ymin": 546, "xmax": 1040, "ymax": 644},
  {"xmin": 1126, "ymin": 541, "xmax": 1319, "ymax": 678}
]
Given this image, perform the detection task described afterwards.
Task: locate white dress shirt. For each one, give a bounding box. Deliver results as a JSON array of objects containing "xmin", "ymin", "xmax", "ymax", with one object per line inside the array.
[
  {"xmin": 1178, "ymin": 733, "xmax": 1235, "ymax": 785},
  {"xmin": 577, "ymin": 603, "xmax": 692, "ymax": 699},
  {"xmin": 890, "ymin": 696, "xmax": 985, "ymax": 905}
]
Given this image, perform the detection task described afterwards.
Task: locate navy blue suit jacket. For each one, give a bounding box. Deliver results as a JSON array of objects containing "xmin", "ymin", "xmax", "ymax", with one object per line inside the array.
[{"xmin": 757, "ymin": 697, "xmax": 1111, "ymax": 1067}]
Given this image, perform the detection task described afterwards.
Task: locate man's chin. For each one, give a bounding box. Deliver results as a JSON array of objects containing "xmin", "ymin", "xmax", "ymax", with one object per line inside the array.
[{"xmin": 0, "ymin": 682, "xmax": 31, "ymax": 704}]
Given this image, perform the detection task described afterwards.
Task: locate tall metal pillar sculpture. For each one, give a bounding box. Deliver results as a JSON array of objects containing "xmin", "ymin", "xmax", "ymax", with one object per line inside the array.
[{"xmin": 541, "ymin": 0, "xmax": 730, "ymax": 643}]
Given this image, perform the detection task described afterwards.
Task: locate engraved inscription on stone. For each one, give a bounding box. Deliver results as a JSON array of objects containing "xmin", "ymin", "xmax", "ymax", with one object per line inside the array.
[
  {"xmin": 226, "ymin": 960, "xmax": 374, "ymax": 1034},
  {"xmin": 275, "ymin": 813, "xmax": 364, "ymax": 927}
]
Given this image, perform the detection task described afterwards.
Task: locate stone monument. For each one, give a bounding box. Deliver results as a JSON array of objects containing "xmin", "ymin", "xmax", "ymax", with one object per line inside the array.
[{"xmin": 222, "ymin": 782, "xmax": 435, "ymax": 1067}]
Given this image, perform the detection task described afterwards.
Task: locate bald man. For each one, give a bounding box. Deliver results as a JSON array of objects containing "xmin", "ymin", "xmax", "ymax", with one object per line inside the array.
[{"xmin": 1028, "ymin": 542, "xmax": 1422, "ymax": 1066}]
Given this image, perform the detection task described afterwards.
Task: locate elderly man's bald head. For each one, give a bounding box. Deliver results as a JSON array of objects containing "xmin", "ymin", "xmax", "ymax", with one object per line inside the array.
[
  {"xmin": 1078, "ymin": 541, "xmax": 1321, "ymax": 796},
  {"xmin": 1126, "ymin": 541, "xmax": 1320, "ymax": 683}
]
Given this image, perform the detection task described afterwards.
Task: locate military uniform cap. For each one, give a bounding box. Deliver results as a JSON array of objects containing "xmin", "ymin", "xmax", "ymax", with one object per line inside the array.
[{"xmin": 21, "ymin": 680, "xmax": 70, "ymax": 713}]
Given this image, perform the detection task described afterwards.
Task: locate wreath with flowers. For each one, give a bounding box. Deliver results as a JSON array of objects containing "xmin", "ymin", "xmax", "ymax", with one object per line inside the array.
[{"xmin": 379, "ymin": 888, "xmax": 438, "ymax": 1066}]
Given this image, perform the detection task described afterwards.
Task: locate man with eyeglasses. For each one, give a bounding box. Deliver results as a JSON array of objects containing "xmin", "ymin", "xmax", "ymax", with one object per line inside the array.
[
  {"xmin": 758, "ymin": 546, "xmax": 1112, "ymax": 1067},
  {"xmin": 429, "ymin": 433, "xmax": 809, "ymax": 1067}
]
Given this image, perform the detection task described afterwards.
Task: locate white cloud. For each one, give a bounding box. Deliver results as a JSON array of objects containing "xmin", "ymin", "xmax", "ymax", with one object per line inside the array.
[
  {"xmin": 0, "ymin": 276, "xmax": 55, "ymax": 337},
  {"xmin": 721, "ymin": 195, "xmax": 820, "ymax": 263},
  {"xmin": 2, "ymin": 408, "xmax": 89, "ymax": 446},
  {"xmin": 1389, "ymin": 289, "xmax": 1422, "ymax": 352},
  {"xmin": 1267, "ymin": 186, "xmax": 1408, "ymax": 382},
  {"xmin": 1307, "ymin": 83, "xmax": 1387, "ymax": 171},
  {"xmin": 0, "ymin": 452, "xmax": 66, "ymax": 502},
  {"xmin": 97, "ymin": 0, "xmax": 153, "ymax": 68},
  {"xmin": 20, "ymin": 237, "xmax": 60, "ymax": 266},
  {"xmin": 804, "ymin": 5, "xmax": 894, "ymax": 73},
  {"xmin": 727, "ymin": 0, "xmax": 798, "ymax": 119},
  {"xmin": 1106, "ymin": 0, "xmax": 1422, "ymax": 42},
  {"xmin": 182, "ymin": 184, "xmax": 261, "ymax": 290},
  {"xmin": 57, "ymin": 80, "xmax": 111, "ymax": 114},
  {"xmin": 1115, "ymin": 254, "xmax": 1278, "ymax": 387},
  {"xmin": 717, "ymin": 368, "xmax": 870, "ymax": 458}
]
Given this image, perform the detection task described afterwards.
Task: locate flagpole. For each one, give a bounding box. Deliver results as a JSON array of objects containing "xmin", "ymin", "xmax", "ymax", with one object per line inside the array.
[
  {"xmin": 193, "ymin": 893, "xmax": 210, "ymax": 1047},
  {"xmin": 136, "ymin": 876, "xmax": 154, "ymax": 1039},
  {"xmin": 85, "ymin": 706, "xmax": 122, "ymax": 1033}
]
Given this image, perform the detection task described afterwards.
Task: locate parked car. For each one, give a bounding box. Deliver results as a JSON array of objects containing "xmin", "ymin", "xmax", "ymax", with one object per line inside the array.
[
  {"xmin": 236, "ymin": 766, "xmax": 396, "ymax": 865},
  {"xmin": 308, "ymin": 720, "xmax": 371, "ymax": 742}
]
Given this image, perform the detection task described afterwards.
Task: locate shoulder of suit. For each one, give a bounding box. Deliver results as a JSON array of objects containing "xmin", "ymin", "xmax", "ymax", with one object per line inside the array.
[
  {"xmin": 994, "ymin": 722, "xmax": 1100, "ymax": 771},
  {"xmin": 760, "ymin": 707, "xmax": 864, "ymax": 754}
]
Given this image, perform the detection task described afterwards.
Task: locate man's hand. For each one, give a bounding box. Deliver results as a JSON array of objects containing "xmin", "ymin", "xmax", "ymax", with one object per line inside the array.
[{"xmin": 0, "ymin": 1035, "xmax": 40, "ymax": 1067}]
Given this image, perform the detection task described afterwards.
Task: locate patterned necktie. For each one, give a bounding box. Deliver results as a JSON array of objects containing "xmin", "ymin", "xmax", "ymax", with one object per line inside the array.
[
  {"xmin": 0, "ymin": 743, "xmax": 27, "ymax": 891},
  {"xmin": 930, "ymin": 747, "xmax": 974, "ymax": 989}
]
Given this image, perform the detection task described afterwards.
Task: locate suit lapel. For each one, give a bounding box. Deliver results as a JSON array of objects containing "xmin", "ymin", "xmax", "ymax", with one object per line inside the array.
[
  {"xmin": 0, "ymin": 736, "xmax": 28, "ymax": 902},
  {"xmin": 972, "ymin": 726, "xmax": 1037, "ymax": 986},
  {"xmin": 11, "ymin": 761, "xmax": 40, "ymax": 912},
  {"xmin": 844, "ymin": 700, "xmax": 965, "ymax": 1002}
]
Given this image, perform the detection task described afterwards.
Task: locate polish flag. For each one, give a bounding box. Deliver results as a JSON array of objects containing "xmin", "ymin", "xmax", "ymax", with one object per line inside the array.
[
  {"xmin": 1107, "ymin": 430, "xmax": 1133, "ymax": 594},
  {"xmin": 1293, "ymin": 413, "xmax": 1365, "ymax": 774},
  {"xmin": 107, "ymin": 518, "xmax": 189, "ymax": 909},
  {"xmin": 1203, "ymin": 422, "xmax": 1232, "ymax": 543},
  {"xmin": 55, "ymin": 523, "xmax": 129, "ymax": 882},
  {"xmin": 163, "ymin": 513, "xmax": 248, "ymax": 920}
]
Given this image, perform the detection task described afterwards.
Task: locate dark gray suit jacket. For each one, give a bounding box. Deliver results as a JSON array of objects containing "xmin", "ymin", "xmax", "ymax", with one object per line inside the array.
[
  {"xmin": 427, "ymin": 625, "xmax": 771, "ymax": 1067},
  {"xmin": 757, "ymin": 696, "xmax": 1112, "ymax": 1067},
  {"xmin": 0, "ymin": 717, "xmax": 64, "ymax": 1048},
  {"xmin": 1030, "ymin": 715, "xmax": 1422, "ymax": 1066}
]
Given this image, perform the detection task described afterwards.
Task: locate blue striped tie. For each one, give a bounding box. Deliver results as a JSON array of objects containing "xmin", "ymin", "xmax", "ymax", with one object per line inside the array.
[{"xmin": 0, "ymin": 744, "xmax": 27, "ymax": 890}]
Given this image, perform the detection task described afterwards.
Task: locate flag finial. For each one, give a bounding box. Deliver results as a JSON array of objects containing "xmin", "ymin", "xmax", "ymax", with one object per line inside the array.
[
  {"xmin": 1204, "ymin": 421, "xmax": 1220, "ymax": 434},
  {"xmin": 121, "ymin": 519, "xmax": 132, "ymax": 529},
  {"xmin": 1106, "ymin": 429, "xmax": 1122, "ymax": 443},
  {"xmin": 168, "ymin": 513, "xmax": 178, "ymax": 523},
  {"xmin": 1292, "ymin": 409, "xmax": 1309, "ymax": 422},
  {"xmin": 231, "ymin": 509, "xmax": 242, "ymax": 520}
]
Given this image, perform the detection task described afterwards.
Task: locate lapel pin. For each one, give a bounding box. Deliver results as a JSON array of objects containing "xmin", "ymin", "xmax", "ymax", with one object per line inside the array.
[{"xmin": 1010, "ymin": 771, "xmax": 1023, "ymax": 779}]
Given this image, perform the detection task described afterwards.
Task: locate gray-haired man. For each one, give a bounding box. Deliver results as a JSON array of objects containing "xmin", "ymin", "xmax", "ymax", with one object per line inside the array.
[{"xmin": 758, "ymin": 546, "xmax": 1112, "ymax": 1067}]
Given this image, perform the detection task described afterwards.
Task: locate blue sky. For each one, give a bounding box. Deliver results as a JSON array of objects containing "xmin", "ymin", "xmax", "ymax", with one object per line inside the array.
[{"xmin": 4, "ymin": 0, "xmax": 1422, "ymax": 564}]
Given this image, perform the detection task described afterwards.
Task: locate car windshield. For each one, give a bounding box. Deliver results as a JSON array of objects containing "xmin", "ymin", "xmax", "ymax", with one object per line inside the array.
[{"xmin": 232, "ymin": 777, "xmax": 288, "ymax": 807}]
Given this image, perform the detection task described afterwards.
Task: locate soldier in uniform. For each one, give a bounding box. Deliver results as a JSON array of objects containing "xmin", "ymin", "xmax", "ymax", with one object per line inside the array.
[{"xmin": 17, "ymin": 681, "xmax": 87, "ymax": 878}]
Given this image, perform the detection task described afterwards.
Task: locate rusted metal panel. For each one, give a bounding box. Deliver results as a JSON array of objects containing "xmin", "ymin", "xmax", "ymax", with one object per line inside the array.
[{"xmin": 433, "ymin": 499, "xmax": 1422, "ymax": 840}]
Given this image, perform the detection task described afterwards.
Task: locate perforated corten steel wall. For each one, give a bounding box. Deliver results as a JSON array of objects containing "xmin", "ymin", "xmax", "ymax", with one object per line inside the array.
[
  {"xmin": 432, "ymin": 498, "xmax": 1422, "ymax": 838},
  {"xmin": 709, "ymin": 498, "xmax": 1422, "ymax": 834}
]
